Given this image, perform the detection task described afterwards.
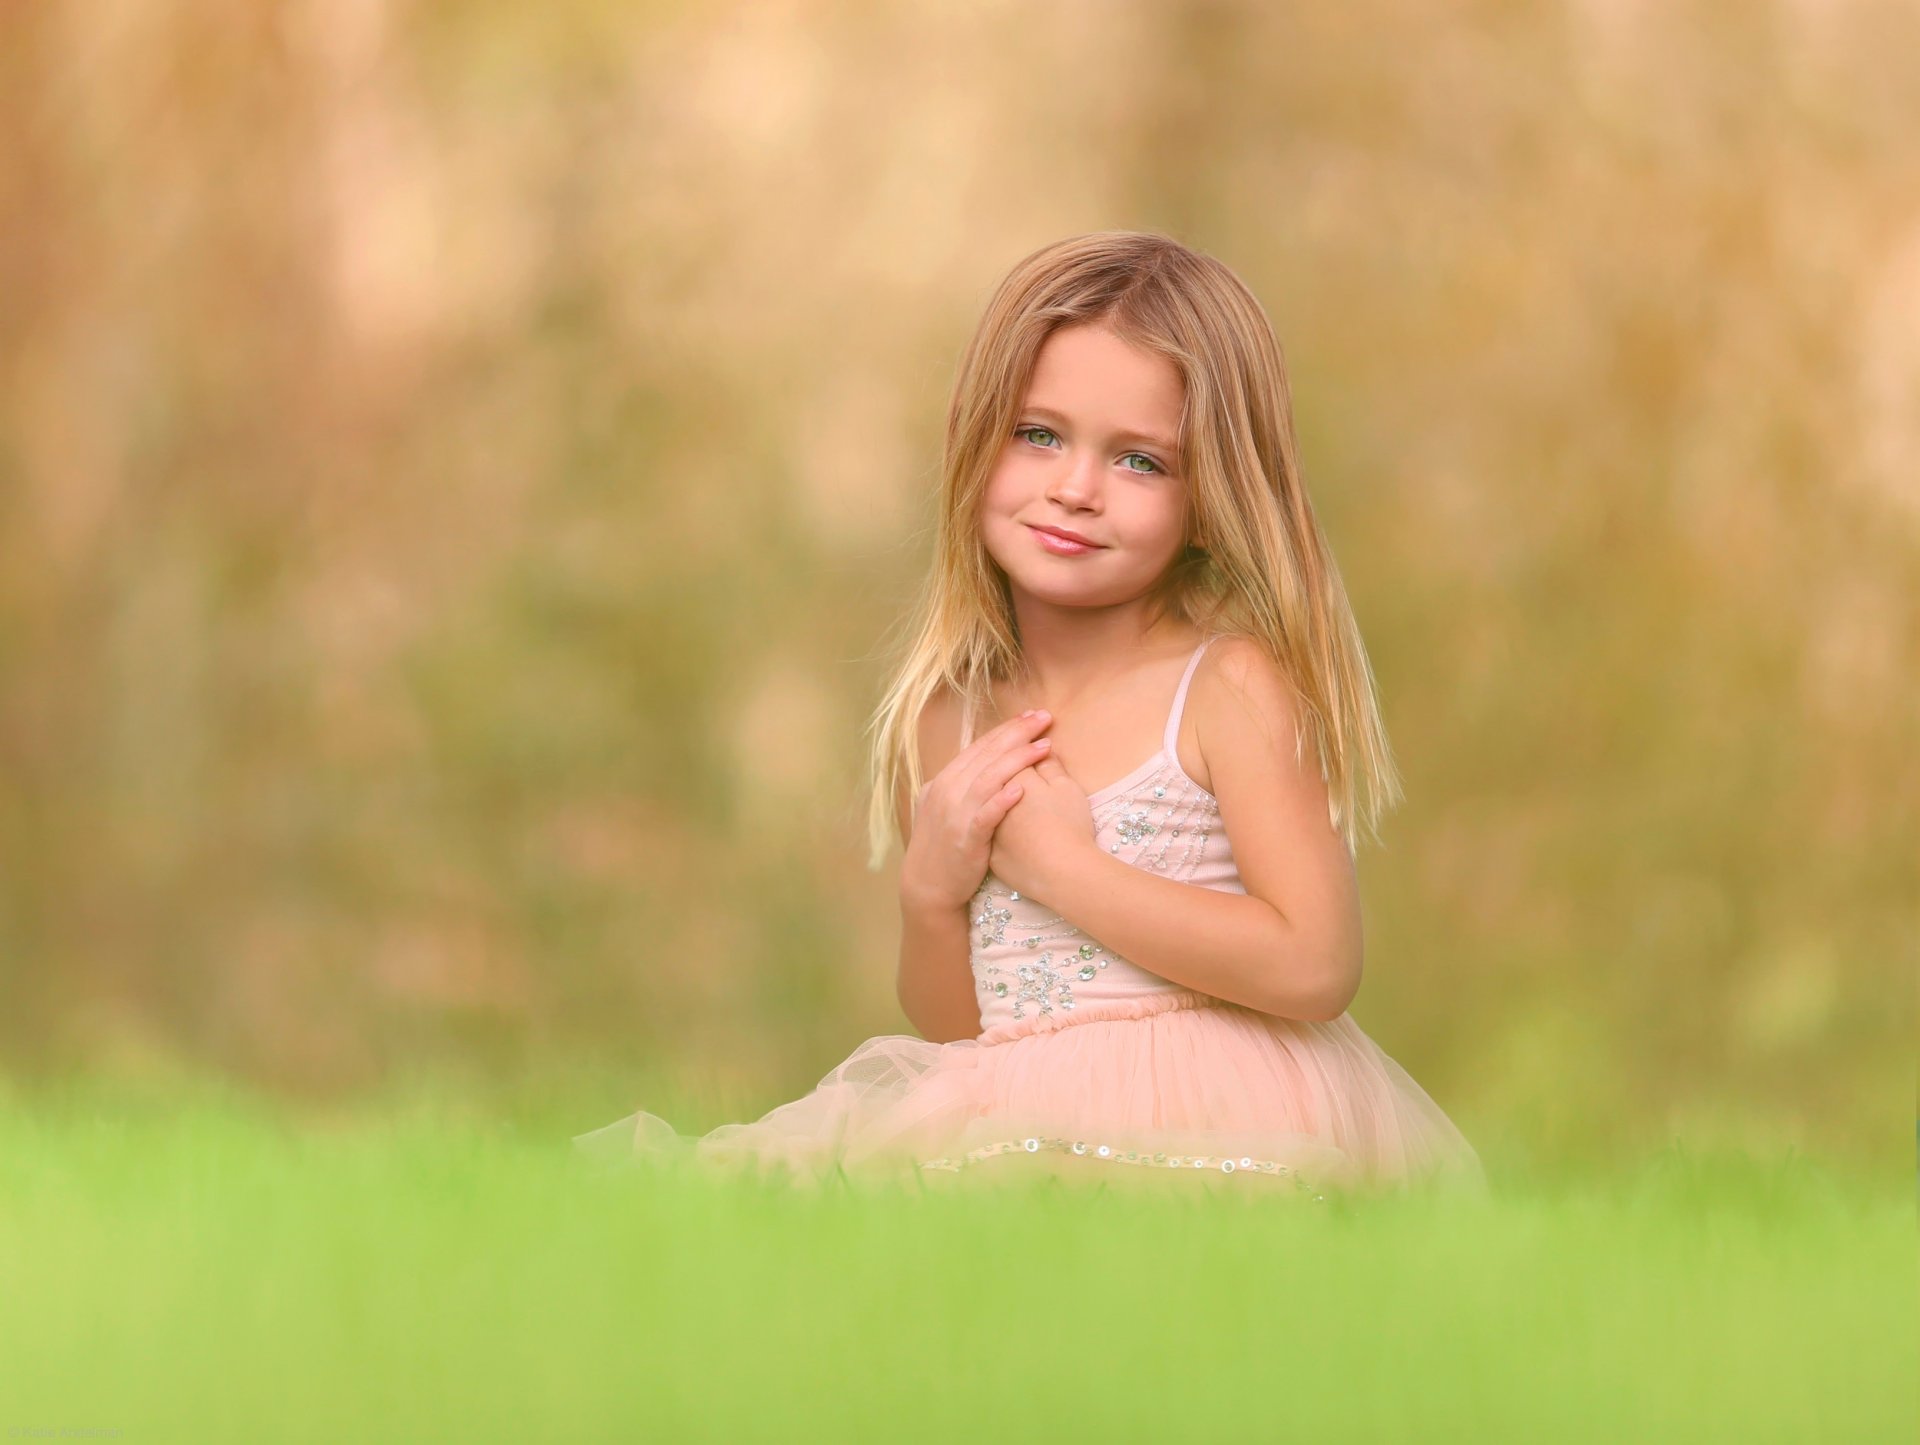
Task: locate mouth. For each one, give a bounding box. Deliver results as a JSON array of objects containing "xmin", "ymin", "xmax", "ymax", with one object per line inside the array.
[{"xmin": 1027, "ymin": 524, "xmax": 1105, "ymax": 556}]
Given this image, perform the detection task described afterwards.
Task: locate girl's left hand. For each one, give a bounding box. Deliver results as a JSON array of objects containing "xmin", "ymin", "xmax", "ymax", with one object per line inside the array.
[{"xmin": 986, "ymin": 754, "xmax": 1097, "ymax": 902}]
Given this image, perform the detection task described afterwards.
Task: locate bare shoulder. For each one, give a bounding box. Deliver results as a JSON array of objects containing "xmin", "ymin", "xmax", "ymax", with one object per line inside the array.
[
  {"xmin": 917, "ymin": 683, "xmax": 966, "ymax": 775},
  {"xmin": 1188, "ymin": 632, "xmax": 1357, "ymax": 1019},
  {"xmin": 895, "ymin": 683, "xmax": 966, "ymax": 842},
  {"xmin": 1190, "ymin": 635, "xmax": 1308, "ymax": 779}
]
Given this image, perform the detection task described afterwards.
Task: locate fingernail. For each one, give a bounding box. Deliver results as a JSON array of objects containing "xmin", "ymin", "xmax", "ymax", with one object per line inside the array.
[
  {"xmin": 1021, "ymin": 708, "xmax": 1036, "ymax": 718},
  {"xmin": 1034, "ymin": 709, "xmax": 1050, "ymax": 720}
]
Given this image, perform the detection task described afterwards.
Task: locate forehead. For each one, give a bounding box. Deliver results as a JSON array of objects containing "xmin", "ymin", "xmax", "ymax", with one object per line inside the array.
[{"xmin": 1022, "ymin": 325, "xmax": 1183, "ymax": 447}]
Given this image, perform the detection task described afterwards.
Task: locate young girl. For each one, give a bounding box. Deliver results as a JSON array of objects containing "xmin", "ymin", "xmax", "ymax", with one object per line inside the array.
[{"xmin": 577, "ymin": 232, "xmax": 1486, "ymax": 1198}]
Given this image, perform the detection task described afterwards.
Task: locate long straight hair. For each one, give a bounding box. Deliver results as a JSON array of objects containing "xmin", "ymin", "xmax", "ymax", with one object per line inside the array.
[{"xmin": 862, "ymin": 231, "xmax": 1402, "ymax": 869}]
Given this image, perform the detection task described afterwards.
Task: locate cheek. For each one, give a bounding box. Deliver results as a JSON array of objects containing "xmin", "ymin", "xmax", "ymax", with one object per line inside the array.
[
  {"xmin": 977, "ymin": 472, "xmax": 1028, "ymax": 555},
  {"xmin": 981, "ymin": 459, "xmax": 1030, "ymax": 515},
  {"xmin": 1114, "ymin": 491, "xmax": 1188, "ymax": 549}
]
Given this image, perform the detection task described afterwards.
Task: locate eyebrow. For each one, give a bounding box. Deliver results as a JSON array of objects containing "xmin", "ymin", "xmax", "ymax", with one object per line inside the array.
[{"xmin": 1021, "ymin": 406, "xmax": 1178, "ymax": 457}]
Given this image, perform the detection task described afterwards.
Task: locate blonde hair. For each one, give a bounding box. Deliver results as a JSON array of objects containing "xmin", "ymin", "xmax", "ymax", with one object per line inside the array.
[{"xmin": 861, "ymin": 230, "xmax": 1403, "ymax": 869}]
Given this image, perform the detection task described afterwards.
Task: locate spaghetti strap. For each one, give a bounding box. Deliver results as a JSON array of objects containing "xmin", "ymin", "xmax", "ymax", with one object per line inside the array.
[{"xmin": 1163, "ymin": 635, "xmax": 1218, "ymax": 757}]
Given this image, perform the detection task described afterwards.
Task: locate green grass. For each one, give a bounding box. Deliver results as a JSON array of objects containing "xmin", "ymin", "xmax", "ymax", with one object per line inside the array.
[{"xmin": 0, "ymin": 1080, "xmax": 1909, "ymax": 1442}]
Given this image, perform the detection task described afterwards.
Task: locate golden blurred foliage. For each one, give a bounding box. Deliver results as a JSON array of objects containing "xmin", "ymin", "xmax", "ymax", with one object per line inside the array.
[{"xmin": 0, "ymin": 0, "xmax": 1913, "ymax": 1173}]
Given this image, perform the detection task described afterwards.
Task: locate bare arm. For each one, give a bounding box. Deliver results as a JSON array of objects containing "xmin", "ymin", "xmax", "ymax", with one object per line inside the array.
[
  {"xmin": 1043, "ymin": 639, "xmax": 1363, "ymax": 1023},
  {"xmin": 896, "ymin": 895, "xmax": 980, "ymax": 1044},
  {"xmin": 892, "ymin": 689, "xmax": 983, "ymax": 1043},
  {"xmin": 1046, "ymin": 852, "xmax": 1342, "ymax": 1019}
]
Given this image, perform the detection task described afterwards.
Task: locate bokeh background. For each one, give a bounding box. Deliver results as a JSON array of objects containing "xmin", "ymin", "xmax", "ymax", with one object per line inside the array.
[{"xmin": 1, "ymin": 0, "xmax": 1912, "ymax": 1181}]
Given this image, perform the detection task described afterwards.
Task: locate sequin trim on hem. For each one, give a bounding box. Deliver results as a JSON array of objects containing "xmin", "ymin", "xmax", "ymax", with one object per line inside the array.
[{"xmin": 915, "ymin": 1132, "xmax": 1325, "ymax": 1197}]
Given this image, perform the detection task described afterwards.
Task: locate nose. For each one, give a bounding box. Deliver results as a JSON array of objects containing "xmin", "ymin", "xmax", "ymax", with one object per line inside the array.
[{"xmin": 1045, "ymin": 447, "xmax": 1104, "ymax": 512}]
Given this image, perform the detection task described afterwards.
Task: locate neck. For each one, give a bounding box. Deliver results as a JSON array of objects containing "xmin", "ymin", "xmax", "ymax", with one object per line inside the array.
[{"xmin": 1006, "ymin": 600, "xmax": 1195, "ymax": 701}]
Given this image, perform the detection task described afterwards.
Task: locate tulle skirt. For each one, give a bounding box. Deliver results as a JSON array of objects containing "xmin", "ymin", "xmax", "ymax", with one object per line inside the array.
[{"xmin": 573, "ymin": 990, "xmax": 1488, "ymax": 1199}]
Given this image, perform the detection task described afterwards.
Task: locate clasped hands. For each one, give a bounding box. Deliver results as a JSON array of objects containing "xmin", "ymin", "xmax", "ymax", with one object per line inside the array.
[
  {"xmin": 899, "ymin": 708, "xmax": 1099, "ymax": 915},
  {"xmin": 987, "ymin": 748, "xmax": 1096, "ymax": 903}
]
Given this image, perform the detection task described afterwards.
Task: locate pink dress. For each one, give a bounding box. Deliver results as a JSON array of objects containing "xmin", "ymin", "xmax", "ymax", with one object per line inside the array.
[{"xmin": 575, "ymin": 636, "xmax": 1487, "ymax": 1198}]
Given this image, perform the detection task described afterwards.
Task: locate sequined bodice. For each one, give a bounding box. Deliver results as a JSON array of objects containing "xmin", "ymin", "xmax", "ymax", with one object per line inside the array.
[{"xmin": 961, "ymin": 636, "xmax": 1247, "ymax": 1035}]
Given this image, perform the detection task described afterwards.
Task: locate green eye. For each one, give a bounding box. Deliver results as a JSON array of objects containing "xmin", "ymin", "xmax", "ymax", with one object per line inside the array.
[{"xmin": 1017, "ymin": 426, "xmax": 1164, "ymax": 476}]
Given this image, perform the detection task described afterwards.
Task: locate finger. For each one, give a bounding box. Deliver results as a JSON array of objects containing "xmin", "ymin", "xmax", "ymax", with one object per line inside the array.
[
  {"xmin": 959, "ymin": 712, "xmax": 1052, "ymax": 799},
  {"xmin": 931, "ymin": 700, "xmax": 1039, "ymax": 799},
  {"xmin": 968, "ymin": 775, "xmax": 1025, "ymax": 839},
  {"xmin": 980, "ymin": 735, "xmax": 1051, "ymax": 799},
  {"xmin": 982, "ymin": 714, "xmax": 1052, "ymax": 777},
  {"xmin": 993, "ymin": 777, "xmax": 1025, "ymax": 819},
  {"xmin": 965, "ymin": 706, "xmax": 1050, "ymax": 755}
]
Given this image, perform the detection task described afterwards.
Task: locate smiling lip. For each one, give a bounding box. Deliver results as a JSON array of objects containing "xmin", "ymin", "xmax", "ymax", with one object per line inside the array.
[{"xmin": 1028, "ymin": 524, "xmax": 1105, "ymax": 554}]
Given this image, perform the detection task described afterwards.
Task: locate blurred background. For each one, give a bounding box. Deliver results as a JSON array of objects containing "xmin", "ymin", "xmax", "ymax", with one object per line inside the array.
[{"xmin": 0, "ymin": 0, "xmax": 1912, "ymax": 1179}]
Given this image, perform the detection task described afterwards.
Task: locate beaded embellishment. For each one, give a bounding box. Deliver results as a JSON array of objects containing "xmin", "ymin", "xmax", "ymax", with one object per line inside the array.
[
  {"xmin": 970, "ymin": 882, "xmax": 1116, "ymax": 1018},
  {"xmin": 968, "ymin": 758, "xmax": 1221, "ymax": 1018},
  {"xmin": 1103, "ymin": 778, "xmax": 1218, "ymax": 870},
  {"xmin": 916, "ymin": 1133, "xmax": 1325, "ymax": 1197}
]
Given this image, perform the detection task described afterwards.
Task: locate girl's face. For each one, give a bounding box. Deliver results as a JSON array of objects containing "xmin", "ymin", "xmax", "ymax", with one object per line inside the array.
[{"xmin": 980, "ymin": 323, "xmax": 1190, "ymax": 612}]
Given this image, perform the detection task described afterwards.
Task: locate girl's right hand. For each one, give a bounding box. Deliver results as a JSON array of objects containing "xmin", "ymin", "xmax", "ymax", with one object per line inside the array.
[{"xmin": 900, "ymin": 708, "xmax": 1053, "ymax": 914}]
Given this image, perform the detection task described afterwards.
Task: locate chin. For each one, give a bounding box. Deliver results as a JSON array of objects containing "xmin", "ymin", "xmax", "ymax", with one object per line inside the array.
[{"xmin": 1012, "ymin": 570, "xmax": 1150, "ymax": 611}]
